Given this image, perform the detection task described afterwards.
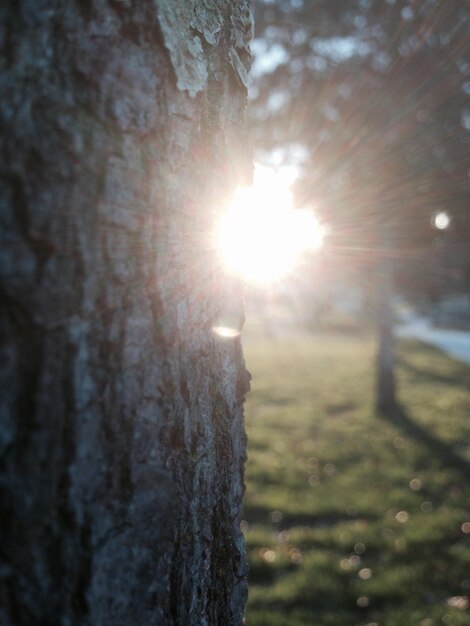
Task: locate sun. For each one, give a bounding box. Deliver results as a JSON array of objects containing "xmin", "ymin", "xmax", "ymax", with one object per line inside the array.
[{"xmin": 216, "ymin": 165, "xmax": 324, "ymax": 285}]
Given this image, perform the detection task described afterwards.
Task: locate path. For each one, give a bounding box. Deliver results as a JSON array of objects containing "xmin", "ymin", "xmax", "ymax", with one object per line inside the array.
[{"xmin": 396, "ymin": 314, "xmax": 470, "ymax": 366}]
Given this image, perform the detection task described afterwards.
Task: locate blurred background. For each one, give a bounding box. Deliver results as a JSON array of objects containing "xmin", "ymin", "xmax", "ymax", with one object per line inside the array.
[{"xmin": 237, "ymin": 1, "xmax": 470, "ymax": 625}]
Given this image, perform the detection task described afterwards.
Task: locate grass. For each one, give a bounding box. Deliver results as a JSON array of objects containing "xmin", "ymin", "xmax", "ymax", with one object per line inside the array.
[{"xmin": 242, "ymin": 325, "xmax": 470, "ymax": 626}]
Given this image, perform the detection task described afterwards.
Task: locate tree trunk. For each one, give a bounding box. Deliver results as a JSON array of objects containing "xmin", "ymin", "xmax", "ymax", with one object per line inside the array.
[
  {"xmin": 0, "ymin": 2, "xmax": 252, "ymax": 625},
  {"xmin": 375, "ymin": 222, "xmax": 397, "ymax": 413}
]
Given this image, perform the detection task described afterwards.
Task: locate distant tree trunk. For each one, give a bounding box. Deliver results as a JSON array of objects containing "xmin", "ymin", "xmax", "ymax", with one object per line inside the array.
[
  {"xmin": 0, "ymin": 2, "xmax": 252, "ymax": 625},
  {"xmin": 375, "ymin": 222, "xmax": 397, "ymax": 413}
]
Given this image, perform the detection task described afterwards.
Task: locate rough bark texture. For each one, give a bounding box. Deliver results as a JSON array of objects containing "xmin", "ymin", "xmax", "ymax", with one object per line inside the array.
[{"xmin": 0, "ymin": 2, "xmax": 252, "ymax": 625}]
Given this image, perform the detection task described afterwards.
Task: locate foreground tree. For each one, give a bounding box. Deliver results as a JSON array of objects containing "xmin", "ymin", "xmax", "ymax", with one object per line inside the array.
[{"xmin": 0, "ymin": 2, "xmax": 252, "ymax": 624}]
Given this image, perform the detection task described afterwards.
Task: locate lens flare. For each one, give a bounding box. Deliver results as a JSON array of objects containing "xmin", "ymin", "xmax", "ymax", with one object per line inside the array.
[
  {"xmin": 433, "ymin": 211, "xmax": 451, "ymax": 230},
  {"xmin": 216, "ymin": 166, "xmax": 324, "ymax": 285},
  {"xmin": 212, "ymin": 326, "xmax": 241, "ymax": 338}
]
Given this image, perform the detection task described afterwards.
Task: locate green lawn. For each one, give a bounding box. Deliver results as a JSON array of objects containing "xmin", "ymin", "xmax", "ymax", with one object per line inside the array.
[{"xmin": 242, "ymin": 327, "xmax": 470, "ymax": 626}]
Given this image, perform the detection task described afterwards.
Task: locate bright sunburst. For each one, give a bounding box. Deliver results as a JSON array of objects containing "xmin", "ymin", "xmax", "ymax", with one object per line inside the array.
[{"xmin": 216, "ymin": 165, "xmax": 324, "ymax": 285}]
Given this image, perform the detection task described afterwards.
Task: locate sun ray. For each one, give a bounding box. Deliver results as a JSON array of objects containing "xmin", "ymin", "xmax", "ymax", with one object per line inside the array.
[{"xmin": 216, "ymin": 165, "xmax": 324, "ymax": 285}]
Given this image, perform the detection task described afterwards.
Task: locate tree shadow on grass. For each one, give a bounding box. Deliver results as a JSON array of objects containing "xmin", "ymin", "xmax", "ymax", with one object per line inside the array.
[
  {"xmin": 242, "ymin": 505, "xmax": 379, "ymax": 529},
  {"xmin": 397, "ymin": 356, "xmax": 470, "ymax": 388},
  {"xmin": 397, "ymin": 339, "xmax": 470, "ymax": 388},
  {"xmin": 379, "ymin": 404, "xmax": 470, "ymax": 482}
]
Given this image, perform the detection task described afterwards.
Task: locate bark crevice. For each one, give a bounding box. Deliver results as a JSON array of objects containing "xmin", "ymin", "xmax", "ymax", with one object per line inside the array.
[{"xmin": 0, "ymin": 2, "xmax": 251, "ymax": 624}]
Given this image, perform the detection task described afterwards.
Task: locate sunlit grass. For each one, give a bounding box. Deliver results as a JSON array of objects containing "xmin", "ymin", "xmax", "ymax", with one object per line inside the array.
[{"xmin": 242, "ymin": 327, "xmax": 470, "ymax": 626}]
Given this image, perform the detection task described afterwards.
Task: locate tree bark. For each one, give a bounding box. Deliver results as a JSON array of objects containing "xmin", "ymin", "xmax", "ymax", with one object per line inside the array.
[
  {"xmin": 375, "ymin": 222, "xmax": 397, "ymax": 413},
  {"xmin": 0, "ymin": 2, "xmax": 252, "ymax": 625}
]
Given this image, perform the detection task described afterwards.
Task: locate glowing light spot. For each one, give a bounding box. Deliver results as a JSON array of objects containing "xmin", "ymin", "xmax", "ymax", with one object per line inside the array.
[
  {"xmin": 409, "ymin": 478, "xmax": 423, "ymax": 491},
  {"xmin": 212, "ymin": 326, "xmax": 240, "ymax": 338},
  {"xmin": 394, "ymin": 538, "xmax": 407, "ymax": 552},
  {"xmin": 278, "ymin": 531, "xmax": 289, "ymax": 544},
  {"xmin": 340, "ymin": 558, "xmax": 352, "ymax": 570},
  {"xmin": 308, "ymin": 474, "xmax": 320, "ymax": 486},
  {"xmin": 447, "ymin": 596, "xmax": 469, "ymax": 609},
  {"xmin": 349, "ymin": 555, "xmax": 361, "ymax": 567},
  {"xmin": 421, "ymin": 501, "xmax": 433, "ymax": 513},
  {"xmin": 307, "ymin": 456, "xmax": 318, "ymax": 469},
  {"xmin": 461, "ymin": 522, "xmax": 470, "ymax": 534},
  {"xmin": 216, "ymin": 165, "xmax": 324, "ymax": 285},
  {"xmin": 354, "ymin": 543, "xmax": 366, "ymax": 555},
  {"xmin": 288, "ymin": 548, "xmax": 303, "ymax": 564},
  {"xmin": 395, "ymin": 511, "xmax": 409, "ymax": 523},
  {"xmin": 358, "ymin": 568, "xmax": 372, "ymax": 580},
  {"xmin": 393, "ymin": 436, "xmax": 407, "ymax": 449},
  {"xmin": 270, "ymin": 510, "xmax": 283, "ymax": 523},
  {"xmin": 357, "ymin": 596, "xmax": 370, "ymax": 608},
  {"xmin": 433, "ymin": 211, "xmax": 451, "ymax": 230},
  {"xmin": 324, "ymin": 463, "xmax": 337, "ymax": 476},
  {"xmin": 260, "ymin": 549, "xmax": 276, "ymax": 563}
]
